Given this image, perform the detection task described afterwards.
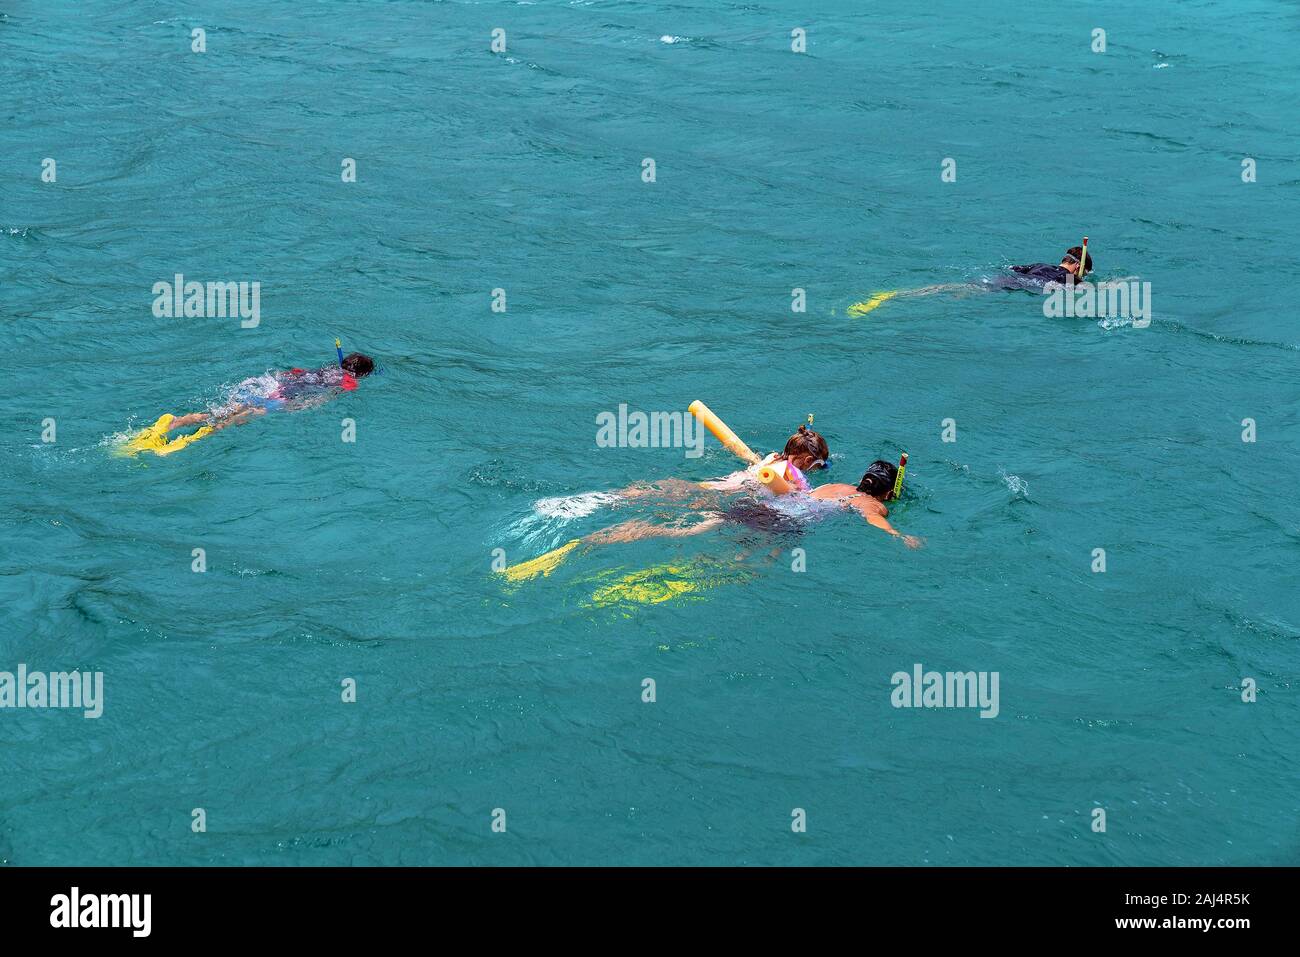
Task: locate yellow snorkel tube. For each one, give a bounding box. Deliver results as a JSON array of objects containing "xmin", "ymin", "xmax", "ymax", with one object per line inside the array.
[
  {"xmin": 885, "ymin": 452, "xmax": 907, "ymax": 501},
  {"xmin": 1076, "ymin": 236, "xmax": 1089, "ymax": 281}
]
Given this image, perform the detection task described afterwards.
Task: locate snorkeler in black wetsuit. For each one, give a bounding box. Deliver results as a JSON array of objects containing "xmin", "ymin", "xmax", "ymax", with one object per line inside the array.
[
  {"xmin": 855, "ymin": 243, "xmax": 1097, "ymax": 307},
  {"xmin": 992, "ymin": 245, "xmax": 1093, "ymax": 292}
]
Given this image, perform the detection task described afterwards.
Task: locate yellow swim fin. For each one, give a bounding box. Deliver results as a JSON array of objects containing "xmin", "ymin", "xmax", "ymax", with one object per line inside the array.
[
  {"xmin": 116, "ymin": 415, "xmax": 214, "ymax": 457},
  {"xmin": 848, "ymin": 290, "xmax": 899, "ymax": 316},
  {"xmin": 154, "ymin": 425, "xmax": 213, "ymax": 455},
  {"xmin": 500, "ymin": 539, "xmax": 581, "ymax": 582}
]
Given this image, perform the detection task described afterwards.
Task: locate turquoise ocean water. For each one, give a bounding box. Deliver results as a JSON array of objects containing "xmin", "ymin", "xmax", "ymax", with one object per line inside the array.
[{"xmin": 2, "ymin": 1, "xmax": 1298, "ymax": 865}]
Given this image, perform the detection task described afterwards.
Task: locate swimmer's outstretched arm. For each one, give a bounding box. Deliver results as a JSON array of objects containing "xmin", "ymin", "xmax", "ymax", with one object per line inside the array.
[
  {"xmin": 865, "ymin": 511, "xmax": 923, "ymax": 548},
  {"xmin": 844, "ymin": 497, "xmax": 923, "ymax": 548}
]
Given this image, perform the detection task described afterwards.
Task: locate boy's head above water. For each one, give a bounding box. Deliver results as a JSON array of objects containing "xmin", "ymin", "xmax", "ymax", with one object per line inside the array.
[
  {"xmin": 857, "ymin": 459, "xmax": 898, "ymax": 499},
  {"xmin": 782, "ymin": 424, "xmax": 829, "ymax": 472},
  {"xmin": 1061, "ymin": 246, "xmax": 1094, "ymax": 277},
  {"xmin": 341, "ymin": 352, "xmax": 375, "ymax": 377}
]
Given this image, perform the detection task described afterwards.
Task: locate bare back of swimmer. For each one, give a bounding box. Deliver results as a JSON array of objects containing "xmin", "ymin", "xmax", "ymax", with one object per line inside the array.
[
  {"xmin": 580, "ymin": 458, "xmax": 921, "ymax": 549},
  {"xmin": 810, "ymin": 458, "xmax": 921, "ymax": 548}
]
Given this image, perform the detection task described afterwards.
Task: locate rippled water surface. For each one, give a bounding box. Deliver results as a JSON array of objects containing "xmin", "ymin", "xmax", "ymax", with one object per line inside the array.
[{"xmin": 2, "ymin": 0, "xmax": 1298, "ymax": 865}]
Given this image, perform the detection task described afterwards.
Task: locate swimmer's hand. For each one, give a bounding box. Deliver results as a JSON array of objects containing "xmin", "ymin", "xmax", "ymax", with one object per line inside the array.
[{"xmin": 900, "ymin": 534, "xmax": 923, "ymax": 549}]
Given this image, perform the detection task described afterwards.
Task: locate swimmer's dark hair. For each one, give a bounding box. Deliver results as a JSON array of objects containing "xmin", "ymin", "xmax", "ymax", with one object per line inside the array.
[
  {"xmin": 857, "ymin": 459, "xmax": 897, "ymax": 498},
  {"xmin": 783, "ymin": 424, "xmax": 829, "ymax": 466},
  {"xmin": 342, "ymin": 352, "xmax": 375, "ymax": 377},
  {"xmin": 1064, "ymin": 246, "xmax": 1094, "ymax": 275}
]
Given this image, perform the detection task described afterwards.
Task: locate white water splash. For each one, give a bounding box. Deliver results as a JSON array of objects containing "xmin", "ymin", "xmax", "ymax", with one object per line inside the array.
[
  {"xmin": 535, "ymin": 491, "xmax": 621, "ymax": 519},
  {"xmin": 1000, "ymin": 469, "xmax": 1029, "ymax": 497}
]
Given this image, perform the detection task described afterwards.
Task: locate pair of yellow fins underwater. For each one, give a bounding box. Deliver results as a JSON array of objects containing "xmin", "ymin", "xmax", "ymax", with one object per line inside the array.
[
  {"xmin": 113, "ymin": 414, "xmax": 213, "ymax": 457},
  {"xmin": 497, "ymin": 535, "xmax": 748, "ymax": 606},
  {"xmin": 501, "ymin": 546, "xmax": 747, "ymax": 608}
]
